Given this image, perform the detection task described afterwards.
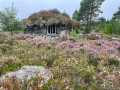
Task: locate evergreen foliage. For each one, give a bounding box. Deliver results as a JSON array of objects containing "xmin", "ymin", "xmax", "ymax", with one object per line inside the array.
[
  {"xmin": 72, "ymin": 0, "xmax": 105, "ymax": 33},
  {"xmin": 113, "ymin": 6, "xmax": 120, "ymax": 20},
  {"xmin": 104, "ymin": 20, "xmax": 120, "ymax": 35},
  {"xmin": 72, "ymin": 9, "xmax": 79, "ymax": 21}
]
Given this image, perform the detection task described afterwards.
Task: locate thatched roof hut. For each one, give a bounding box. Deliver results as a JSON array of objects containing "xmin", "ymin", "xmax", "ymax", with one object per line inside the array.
[{"xmin": 22, "ymin": 9, "xmax": 80, "ymax": 30}]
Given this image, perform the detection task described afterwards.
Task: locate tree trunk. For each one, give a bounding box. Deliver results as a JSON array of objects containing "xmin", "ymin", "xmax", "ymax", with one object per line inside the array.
[
  {"xmin": 86, "ymin": 17, "xmax": 89, "ymax": 28},
  {"xmin": 10, "ymin": 30, "xmax": 13, "ymax": 35}
]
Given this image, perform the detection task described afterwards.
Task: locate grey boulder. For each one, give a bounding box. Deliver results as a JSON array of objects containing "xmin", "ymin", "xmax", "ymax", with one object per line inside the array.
[{"xmin": 0, "ymin": 66, "xmax": 52, "ymax": 82}]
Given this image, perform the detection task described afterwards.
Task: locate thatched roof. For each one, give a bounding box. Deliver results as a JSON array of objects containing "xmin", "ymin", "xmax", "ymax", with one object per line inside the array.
[{"xmin": 22, "ymin": 9, "xmax": 80, "ymax": 29}]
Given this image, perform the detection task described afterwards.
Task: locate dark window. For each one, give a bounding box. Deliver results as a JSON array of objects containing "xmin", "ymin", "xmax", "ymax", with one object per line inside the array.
[
  {"xmin": 53, "ymin": 25, "xmax": 55, "ymax": 33},
  {"xmin": 48, "ymin": 25, "xmax": 56, "ymax": 34},
  {"xmin": 48, "ymin": 26, "xmax": 50, "ymax": 33}
]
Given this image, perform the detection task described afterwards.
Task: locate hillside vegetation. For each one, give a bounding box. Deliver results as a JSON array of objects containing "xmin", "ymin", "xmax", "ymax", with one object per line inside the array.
[{"xmin": 0, "ymin": 33, "xmax": 120, "ymax": 89}]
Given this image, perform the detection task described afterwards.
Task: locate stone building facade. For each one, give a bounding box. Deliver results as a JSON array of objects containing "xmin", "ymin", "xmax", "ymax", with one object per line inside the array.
[{"xmin": 23, "ymin": 9, "xmax": 80, "ymax": 37}]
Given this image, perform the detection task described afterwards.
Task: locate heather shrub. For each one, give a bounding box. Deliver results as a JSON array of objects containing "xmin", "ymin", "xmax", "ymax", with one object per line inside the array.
[
  {"xmin": 87, "ymin": 52, "xmax": 101, "ymax": 68},
  {"xmin": 68, "ymin": 36, "xmax": 76, "ymax": 42},
  {"xmin": 61, "ymin": 34, "xmax": 68, "ymax": 41},
  {"xmin": 0, "ymin": 35, "xmax": 17, "ymax": 45},
  {"xmin": 0, "ymin": 44, "xmax": 12, "ymax": 54},
  {"xmin": 27, "ymin": 76, "xmax": 44, "ymax": 89},
  {"xmin": 13, "ymin": 33, "xmax": 33, "ymax": 40},
  {"xmin": 117, "ymin": 44, "xmax": 120, "ymax": 52},
  {"xmin": 0, "ymin": 33, "xmax": 120, "ymax": 89},
  {"xmin": 86, "ymin": 34, "xmax": 99, "ymax": 40},
  {"xmin": 46, "ymin": 56, "xmax": 57, "ymax": 68},
  {"xmin": 0, "ymin": 76, "xmax": 21, "ymax": 90},
  {"xmin": 0, "ymin": 36, "xmax": 5, "ymax": 44},
  {"xmin": 97, "ymin": 72, "xmax": 120, "ymax": 89},
  {"xmin": 106, "ymin": 58, "xmax": 119, "ymax": 67},
  {"xmin": 0, "ymin": 58, "xmax": 21, "ymax": 76},
  {"xmin": 4, "ymin": 38, "xmax": 15, "ymax": 46},
  {"xmin": 0, "ymin": 73, "xmax": 46, "ymax": 90},
  {"xmin": 49, "ymin": 51, "xmax": 97, "ymax": 89}
]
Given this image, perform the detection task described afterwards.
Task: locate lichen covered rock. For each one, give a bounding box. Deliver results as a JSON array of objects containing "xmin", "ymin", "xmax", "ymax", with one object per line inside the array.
[{"xmin": 0, "ymin": 66, "xmax": 52, "ymax": 82}]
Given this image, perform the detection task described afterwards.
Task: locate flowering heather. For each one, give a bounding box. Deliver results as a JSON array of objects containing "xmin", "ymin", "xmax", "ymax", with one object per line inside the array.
[
  {"xmin": 0, "ymin": 33, "xmax": 33, "ymax": 39},
  {"xmin": 61, "ymin": 34, "xmax": 68, "ymax": 41},
  {"xmin": 0, "ymin": 33, "xmax": 120, "ymax": 89},
  {"xmin": 68, "ymin": 36, "xmax": 76, "ymax": 42}
]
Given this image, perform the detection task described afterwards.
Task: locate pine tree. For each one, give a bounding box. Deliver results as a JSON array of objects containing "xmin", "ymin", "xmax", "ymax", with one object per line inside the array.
[
  {"xmin": 79, "ymin": 0, "xmax": 105, "ymax": 28},
  {"xmin": 72, "ymin": 9, "xmax": 79, "ymax": 21},
  {"xmin": 113, "ymin": 6, "xmax": 120, "ymax": 20}
]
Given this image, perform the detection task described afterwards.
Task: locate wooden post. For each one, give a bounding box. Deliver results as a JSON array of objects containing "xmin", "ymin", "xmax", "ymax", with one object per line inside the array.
[
  {"xmin": 52, "ymin": 25, "xmax": 53, "ymax": 34},
  {"xmin": 55, "ymin": 25, "xmax": 56, "ymax": 34},
  {"xmin": 47, "ymin": 26, "xmax": 48, "ymax": 34},
  {"xmin": 51, "ymin": 26, "xmax": 52, "ymax": 34},
  {"xmin": 50, "ymin": 26, "xmax": 51, "ymax": 34}
]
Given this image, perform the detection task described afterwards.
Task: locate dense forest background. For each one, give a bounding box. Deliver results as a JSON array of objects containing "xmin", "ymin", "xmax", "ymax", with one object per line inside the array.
[{"xmin": 72, "ymin": 0, "xmax": 120, "ymax": 35}]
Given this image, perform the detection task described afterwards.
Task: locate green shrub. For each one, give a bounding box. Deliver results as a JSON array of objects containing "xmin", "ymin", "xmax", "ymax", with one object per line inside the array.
[
  {"xmin": 104, "ymin": 20, "xmax": 120, "ymax": 35},
  {"xmin": 84, "ymin": 27, "xmax": 91, "ymax": 34},
  {"xmin": 104, "ymin": 23, "xmax": 114, "ymax": 35},
  {"xmin": 95, "ymin": 26, "xmax": 104, "ymax": 32},
  {"xmin": 103, "ymin": 34, "xmax": 109, "ymax": 39},
  {"xmin": 115, "ymin": 20, "xmax": 120, "ymax": 35},
  {"xmin": 69, "ymin": 29, "xmax": 81, "ymax": 40},
  {"xmin": 69, "ymin": 29, "xmax": 77, "ymax": 37},
  {"xmin": 0, "ymin": 59, "xmax": 22, "ymax": 76}
]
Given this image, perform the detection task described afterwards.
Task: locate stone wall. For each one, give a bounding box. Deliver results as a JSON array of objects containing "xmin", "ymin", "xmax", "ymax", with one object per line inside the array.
[{"xmin": 33, "ymin": 34, "xmax": 59, "ymax": 40}]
